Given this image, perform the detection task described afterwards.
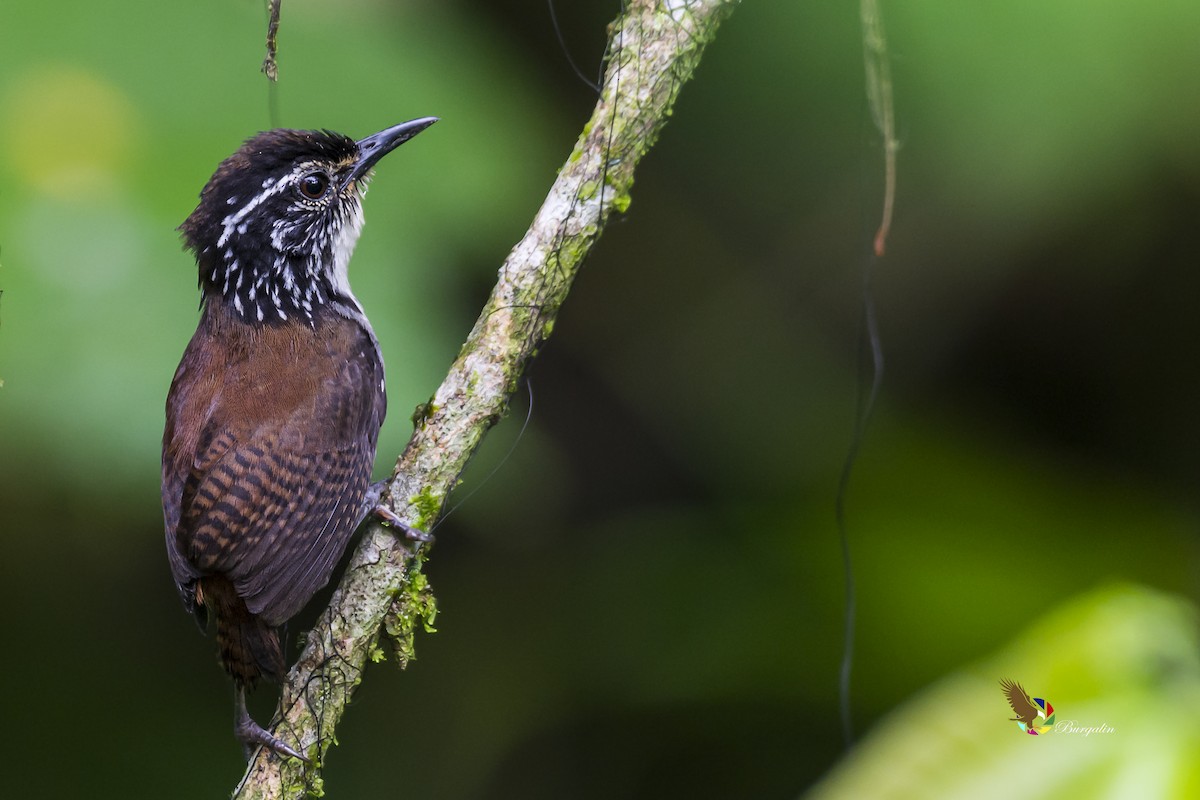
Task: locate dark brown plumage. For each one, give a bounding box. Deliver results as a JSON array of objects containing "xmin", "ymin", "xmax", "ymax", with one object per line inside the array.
[
  {"xmin": 163, "ymin": 301, "xmax": 383, "ymax": 675},
  {"xmin": 1000, "ymin": 678, "xmax": 1040, "ymax": 727},
  {"xmin": 163, "ymin": 118, "xmax": 435, "ymax": 761}
]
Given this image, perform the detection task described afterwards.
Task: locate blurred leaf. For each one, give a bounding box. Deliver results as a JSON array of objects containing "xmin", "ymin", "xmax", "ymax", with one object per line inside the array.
[{"xmin": 806, "ymin": 585, "xmax": 1200, "ymax": 800}]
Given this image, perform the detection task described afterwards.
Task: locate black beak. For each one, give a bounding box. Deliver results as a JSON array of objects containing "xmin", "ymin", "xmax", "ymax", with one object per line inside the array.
[{"xmin": 347, "ymin": 117, "xmax": 438, "ymax": 185}]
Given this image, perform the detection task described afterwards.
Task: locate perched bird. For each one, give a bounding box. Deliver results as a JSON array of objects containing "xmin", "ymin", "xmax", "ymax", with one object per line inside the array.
[
  {"xmin": 162, "ymin": 118, "xmax": 436, "ymax": 760},
  {"xmin": 999, "ymin": 678, "xmax": 1042, "ymax": 728}
]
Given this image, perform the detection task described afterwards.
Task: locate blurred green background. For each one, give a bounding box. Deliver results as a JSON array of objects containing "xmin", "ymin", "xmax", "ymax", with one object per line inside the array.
[{"xmin": 1, "ymin": 1, "xmax": 1198, "ymax": 797}]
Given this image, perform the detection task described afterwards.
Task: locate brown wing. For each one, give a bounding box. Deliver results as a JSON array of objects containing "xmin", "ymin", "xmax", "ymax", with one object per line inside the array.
[
  {"xmin": 178, "ymin": 432, "xmax": 373, "ymax": 624},
  {"xmin": 999, "ymin": 679, "xmax": 1039, "ymax": 725},
  {"xmin": 163, "ymin": 303, "xmax": 385, "ymax": 626}
]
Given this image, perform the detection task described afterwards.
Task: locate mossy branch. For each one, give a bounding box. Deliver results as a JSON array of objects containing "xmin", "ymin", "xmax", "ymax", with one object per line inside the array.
[{"xmin": 233, "ymin": 1, "xmax": 739, "ymax": 796}]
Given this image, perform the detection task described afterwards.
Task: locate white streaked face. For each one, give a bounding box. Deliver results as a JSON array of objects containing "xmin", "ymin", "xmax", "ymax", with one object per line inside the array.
[{"xmin": 182, "ymin": 129, "xmax": 372, "ymax": 325}]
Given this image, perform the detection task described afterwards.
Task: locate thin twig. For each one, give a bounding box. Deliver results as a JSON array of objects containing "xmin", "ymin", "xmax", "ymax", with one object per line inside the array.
[
  {"xmin": 262, "ymin": 0, "xmax": 282, "ymax": 82},
  {"xmin": 861, "ymin": 0, "xmax": 896, "ymax": 257}
]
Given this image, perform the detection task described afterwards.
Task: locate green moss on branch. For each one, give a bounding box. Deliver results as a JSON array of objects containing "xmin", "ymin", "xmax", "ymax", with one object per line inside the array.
[{"xmin": 233, "ymin": 1, "xmax": 740, "ymax": 796}]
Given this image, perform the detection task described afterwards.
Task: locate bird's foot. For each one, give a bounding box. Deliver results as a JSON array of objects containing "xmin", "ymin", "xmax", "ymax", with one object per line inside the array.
[
  {"xmin": 364, "ymin": 481, "xmax": 433, "ymax": 543},
  {"xmin": 235, "ymin": 713, "xmax": 309, "ymax": 763},
  {"xmin": 235, "ymin": 686, "xmax": 308, "ymax": 763}
]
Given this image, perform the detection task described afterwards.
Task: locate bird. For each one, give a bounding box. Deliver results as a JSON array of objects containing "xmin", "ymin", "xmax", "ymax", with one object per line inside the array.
[
  {"xmin": 162, "ymin": 117, "xmax": 436, "ymax": 761},
  {"xmin": 999, "ymin": 678, "xmax": 1042, "ymax": 729}
]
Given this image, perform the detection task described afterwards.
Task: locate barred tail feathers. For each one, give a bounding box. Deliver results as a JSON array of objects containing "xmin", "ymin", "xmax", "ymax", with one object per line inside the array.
[{"xmin": 199, "ymin": 575, "xmax": 285, "ymax": 685}]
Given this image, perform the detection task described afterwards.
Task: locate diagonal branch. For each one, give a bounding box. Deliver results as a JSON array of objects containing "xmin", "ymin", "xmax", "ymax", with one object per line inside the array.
[{"xmin": 233, "ymin": 1, "xmax": 740, "ymax": 796}]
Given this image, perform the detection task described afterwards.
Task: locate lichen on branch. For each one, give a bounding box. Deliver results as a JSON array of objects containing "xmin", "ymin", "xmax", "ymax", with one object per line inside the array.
[{"xmin": 233, "ymin": 1, "xmax": 740, "ymax": 796}]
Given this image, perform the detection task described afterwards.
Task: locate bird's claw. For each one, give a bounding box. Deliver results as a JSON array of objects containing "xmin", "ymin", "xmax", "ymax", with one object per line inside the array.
[
  {"xmin": 372, "ymin": 502, "xmax": 433, "ymax": 543},
  {"xmin": 236, "ymin": 715, "xmax": 309, "ymax": 763},
  {"xmin": 364, "ymin": 481, "xmax": 433, "ymax": 543}
]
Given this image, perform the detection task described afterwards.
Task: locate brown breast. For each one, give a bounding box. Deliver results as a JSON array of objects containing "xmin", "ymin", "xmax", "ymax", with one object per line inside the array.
[{"xmin": 162, "ymin": 298, "xmax": 386, "ymax": 626}]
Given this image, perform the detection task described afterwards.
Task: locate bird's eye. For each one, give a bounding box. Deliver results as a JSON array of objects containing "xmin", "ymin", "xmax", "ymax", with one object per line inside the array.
[{"xmin": 298, "ymin": 172, "xmax": 330, "ymax": 200}]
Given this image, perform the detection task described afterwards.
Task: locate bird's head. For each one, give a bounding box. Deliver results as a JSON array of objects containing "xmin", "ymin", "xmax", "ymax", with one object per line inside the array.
[{"xmin": 180, "ymin": 117, "xmax": 437, "ymax": 324}]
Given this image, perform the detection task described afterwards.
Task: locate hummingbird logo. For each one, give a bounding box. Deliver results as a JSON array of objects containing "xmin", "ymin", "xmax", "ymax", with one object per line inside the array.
[{"xmin": 1000, "ymin": 679, "xmax": 1055, "ymax": 735}]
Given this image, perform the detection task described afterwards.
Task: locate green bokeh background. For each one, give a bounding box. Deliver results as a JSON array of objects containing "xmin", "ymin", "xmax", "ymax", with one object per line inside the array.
[{"xmin": 1, "ymin": 1, "xmax": 1197, "ymax": 797}]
